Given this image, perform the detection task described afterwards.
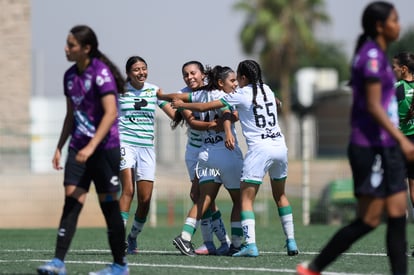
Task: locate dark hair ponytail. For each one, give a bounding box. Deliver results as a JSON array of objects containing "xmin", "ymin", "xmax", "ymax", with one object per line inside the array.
[
  {"xmin": 170, "ymin": 110, "xmax": 185, "ymax": 129},
  {"xmin": 353, "ymin": 1, "xmax": 394, "ymax": 55},
  {"xmin": 203, "ymin": 65, "xmax": 235, "ymax": 91},
  {"xmin": 70, "ymin": 25, "xmax": 125, "ymax": 93}
]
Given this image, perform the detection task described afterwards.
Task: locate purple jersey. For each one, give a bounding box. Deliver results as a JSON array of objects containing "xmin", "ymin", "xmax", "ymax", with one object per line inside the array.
[
  {"xmin": 350, "ymin": 40, "xmax": 398, "ymax": 147},
  {"xmin": 64, "ymin": 58, "xmax": 120, "ymax": 150}
]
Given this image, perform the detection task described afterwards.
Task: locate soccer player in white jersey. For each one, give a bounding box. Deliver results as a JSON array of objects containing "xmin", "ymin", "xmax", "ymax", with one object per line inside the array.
[
  {"xmin": 170, "ymin": 60, "xmax": 299, "ymax": 257},
  {"xmin": 118, "ymin": 56, "xmax": 176, "ymax": 254},
  {"xmin": 159, "ymin": 65, "xmax": 244, "ymax": 256},
  {"xmin": 170, "ymin": 61, "xmax": 231, "ymax": 255}
]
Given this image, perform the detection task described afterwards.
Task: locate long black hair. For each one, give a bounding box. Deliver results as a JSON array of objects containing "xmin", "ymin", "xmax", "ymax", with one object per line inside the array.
[
  {"xmin": 204, "ymin": 65, "xmax": 234, "ymax": 91},
  {"xmin": 171, "ymin": 61, "xmax": 206, "ymax": 129},
  {"xmin": 353, "ymin": 1, "xmax": 394, "ymax": 55},
  {"xmin": 70, "ymin": 25, "xmax": 125, "ymax": 93}
]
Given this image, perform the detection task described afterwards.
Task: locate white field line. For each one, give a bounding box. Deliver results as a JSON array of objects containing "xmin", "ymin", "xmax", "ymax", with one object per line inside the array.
[
  {"xmin": 0, "ymin": 249, "xmax": 387, "ymax": 275},
  {"xmin": 0, "ymin": 248, "xmax": 389, "ymax": 257},
  {"xmin": 0, "ymin": 259, "xmax": 380, "ymax": 275}
]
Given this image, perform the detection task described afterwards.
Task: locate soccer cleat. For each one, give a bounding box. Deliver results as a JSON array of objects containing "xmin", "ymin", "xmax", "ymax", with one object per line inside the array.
[
  {"xmin": 195, "ymin": 241, "xmax": 216, "ymax": 255},
  {"xmin": 37, "ymin": 258, "xmax": 67, "ymax": 275},
  {"xmin": 173, "ymin": 235, "xmax": 196, "ymax": 256},
  {"xmin": 227, "ymin": 244, "xmax": 241, "ymax": 256},
  {"xmin": 216, "ymin": 242, "xmax": 230, "ymax": 255},
  {"xmin": 232, "ymin": 243, "xmax": 259, "ymax": 257},
  {"xmin": 286, "ymin": 238, "xmax": 299, "ymax": 256},
  {"xmin": 89, "ymin": 263, "xmax": 129, "ymax": 275},
  {"xmin": 126, "ymin": 234, "xmax": 138, "ymax": 255},
  {"xmin": 296, "ymin": 262, "xmax": 320, "ymax": 275}
]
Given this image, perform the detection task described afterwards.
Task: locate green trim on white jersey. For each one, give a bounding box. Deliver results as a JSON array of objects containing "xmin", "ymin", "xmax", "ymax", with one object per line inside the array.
[
  {"xmin": 191, "ymin": 89, "xmax": 235, "ymax": 149},
  {"xmin": 118, "ymin": 82, "xmax": 166, "ymax": 147},
  {"xmin": 180, "ymin": 86, "xmax": 204, "ymax": 148}
]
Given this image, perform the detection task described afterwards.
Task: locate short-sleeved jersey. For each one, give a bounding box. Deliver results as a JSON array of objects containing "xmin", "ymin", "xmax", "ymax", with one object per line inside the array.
[
  {"xmin": 179, "ymin": 86, "xmax": 204, "ymax": 148},
  {"xmin": 63, "ymin": 58, "xmax": 119, "ymax": 150},
  {"xmin": 118, "ymin": 82, "xmax": 168, "ymax": 147},
  {"xmin": 350, "ymin": 40, "xmax": 398, "ymax": 147},
  {"xmin": 190, "ymin": 89, "xmax": 236, "ymax": 149},
  {"xmin": 396, "ymin": 79, "xmax": 414, "ymax": 136},
  {"xmin": 221, "ymin": 84, "xmax": 283, "ymax": 148}
]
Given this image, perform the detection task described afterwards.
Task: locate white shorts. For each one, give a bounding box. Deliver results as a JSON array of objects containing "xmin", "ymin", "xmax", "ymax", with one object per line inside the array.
[
  {"xmin": 120, "ymin": 144, "xmax": 156, "ymax": 182},
  {"xmin": 196, "ymin": 146, "xmax": 243, "ymax": 190},
  {"xmin": 241, "ymin": 142, "xmax": 288, "ymax": 184},
  {"xmin": 185, "ymin": 144, "xmax": 201, "ymax": 181}
]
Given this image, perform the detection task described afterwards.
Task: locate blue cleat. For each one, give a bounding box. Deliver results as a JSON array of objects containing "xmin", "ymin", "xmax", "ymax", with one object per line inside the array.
[
  {"xmin": 89, "ymin": 263, "xmax": 129, "ymax": 275},
  {"xmin": 216, "ymin": 242, "xmax": 230, "ymax": 255},
  {"xmin": 286, "ymin": 238, "xmax": 299, "ymax": 256},
  {"xmin": 232, "ymin": 243, "xmax": 259, "ymax": 257},
  {"xmin": 126, "ymin": 234, "xmax": 138, "ymax": 255},
  {"xmin": 37, "ymin": 258, "xmax": 66, "ymax": 275}
]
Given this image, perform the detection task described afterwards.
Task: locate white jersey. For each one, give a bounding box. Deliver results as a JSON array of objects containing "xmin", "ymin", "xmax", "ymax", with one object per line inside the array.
[
  {"xmin": 221, "ymin": 83, "xmax": 283, "ymax": 148},
  {"xmin": 179, "ymin": 86, "xmax": 204, "ymax": 148},
  {"xmin": 191, "ymin": 89, "xmax": 242, "ymax": 189},
  {"xmin": 118, "ymin": 82, "xmax": 168, "ymax": 147},
  {"xmin": 190, "ymin": 89, "xmax": 237, "ymax": 149}
]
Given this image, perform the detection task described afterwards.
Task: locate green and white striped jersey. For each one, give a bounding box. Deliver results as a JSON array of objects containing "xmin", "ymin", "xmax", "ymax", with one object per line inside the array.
[{"xmin": 118, "ymin": 82, "xmax": 167, "ymax": 147}]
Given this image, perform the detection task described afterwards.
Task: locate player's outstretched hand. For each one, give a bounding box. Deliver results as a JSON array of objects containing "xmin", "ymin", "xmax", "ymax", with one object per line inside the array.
[{"xmin": 171, "ymin": 98, "xmax": 184, "ymax": 109}]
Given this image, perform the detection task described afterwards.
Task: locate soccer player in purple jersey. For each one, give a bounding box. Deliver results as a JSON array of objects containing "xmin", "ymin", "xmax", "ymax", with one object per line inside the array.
[
  {"xmin": 36, "ymin": 25, "xmax": 129, "ymax": 275},
  {"xmin": 297, "ymin": 2, "xmax": 414, "ymax": 275}
]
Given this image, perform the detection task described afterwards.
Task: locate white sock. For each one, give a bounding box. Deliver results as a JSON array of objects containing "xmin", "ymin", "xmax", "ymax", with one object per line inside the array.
[
  {"xmin": 241, "ymin": 218, "xmax": 255, "ymax": 244},
  {"xmin": 181, "ymin": 217, "xmax": 197, "ymax": 241},
  {"xmin": 280, "ymin": 213, "xmax": 294, "ymax": 239}
]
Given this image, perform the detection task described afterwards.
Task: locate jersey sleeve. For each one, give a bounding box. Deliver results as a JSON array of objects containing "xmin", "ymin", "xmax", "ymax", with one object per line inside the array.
[
  {"xmin": 396, "ymin": 84, "xmax": 405, "ymax": 101},
  {"xmin": 221, "ymin": 90, "xmax": 243, "ymax": 108},
  {"xmin": 361, "ymin": 48, "xmax": 383, "ymax": 81},
  {"xmin": 95, "ymin": 64, "xmax": 118, "ymax": 95}
]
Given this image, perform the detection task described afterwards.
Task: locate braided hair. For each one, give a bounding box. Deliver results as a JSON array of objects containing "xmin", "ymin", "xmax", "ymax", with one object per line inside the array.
[{"xmin": 237, "ymin": 60, "xmax": 267, "ymax": 106}]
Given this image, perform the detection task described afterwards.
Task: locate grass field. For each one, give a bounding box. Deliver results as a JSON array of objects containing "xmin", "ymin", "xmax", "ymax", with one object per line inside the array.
[{"xmin": 1, "ymin": 198, "xmax": 414, "ymax": 274}]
